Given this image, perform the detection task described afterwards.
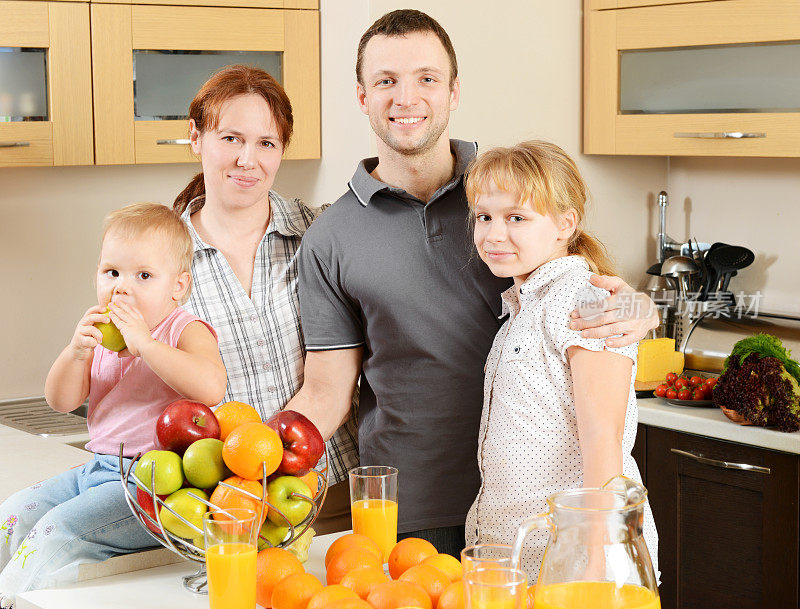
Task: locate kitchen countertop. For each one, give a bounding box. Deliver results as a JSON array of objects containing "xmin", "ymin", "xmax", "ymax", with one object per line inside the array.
[
  {"xmin": 17, "ymin": 530, "xmax": 342, "ymax": 609},
  {"xmin": 637, "ymin": 397, "xmax": 800, "ymax": 454},
  {"xmin": 0, "ymin": 423, "xmax": 92, "ymax": 503}
]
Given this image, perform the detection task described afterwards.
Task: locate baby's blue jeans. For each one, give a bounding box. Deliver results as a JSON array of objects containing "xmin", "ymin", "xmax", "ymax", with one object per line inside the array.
[{"xmin": 0, "ymin": 454, "xmax": 158, "ymax": 607}]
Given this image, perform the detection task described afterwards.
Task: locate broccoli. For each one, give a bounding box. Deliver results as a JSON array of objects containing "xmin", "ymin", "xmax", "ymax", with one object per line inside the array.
[{"xmin": 714, "ymin": 334, "xmax": 800, "ymax": 432}]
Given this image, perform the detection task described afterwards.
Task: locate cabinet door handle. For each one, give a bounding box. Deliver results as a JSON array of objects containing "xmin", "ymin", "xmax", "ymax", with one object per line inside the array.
[
  {"xmin": 0, "ymin": 141, "xmax": 30, "ymax": 148},
  {"xmin": 673, "ymin": 131, "xmax": 766, "ymax": 139},
  {"xmin": 670, "ymin": 448, "xmax": 771, "ymax": 474},
  {"xmin": 156, "ymin": 139, "xmax": 190, "ymax": 145}
]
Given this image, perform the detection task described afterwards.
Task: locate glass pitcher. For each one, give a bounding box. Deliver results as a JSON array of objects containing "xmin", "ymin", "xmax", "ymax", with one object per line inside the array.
[{"xmin": 511, "ymin": 476, "xmax": 659, "ymax": 609}]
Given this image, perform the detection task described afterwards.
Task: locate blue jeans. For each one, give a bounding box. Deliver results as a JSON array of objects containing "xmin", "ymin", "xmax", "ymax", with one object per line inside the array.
[{"xmin": 0, "ymin": 454, "xmax": 158, "ymax": 607}]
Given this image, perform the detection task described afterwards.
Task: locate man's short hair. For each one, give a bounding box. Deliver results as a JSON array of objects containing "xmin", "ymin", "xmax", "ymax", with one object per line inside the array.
[{"xmin": 356, "ymin": 9, "xmax": 458, "ymax": 88}]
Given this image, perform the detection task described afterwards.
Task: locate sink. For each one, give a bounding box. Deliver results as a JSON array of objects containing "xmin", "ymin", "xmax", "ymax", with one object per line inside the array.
[{"xmin": 0, "ymin": 397, "xmax": 88, "ymax": 436}]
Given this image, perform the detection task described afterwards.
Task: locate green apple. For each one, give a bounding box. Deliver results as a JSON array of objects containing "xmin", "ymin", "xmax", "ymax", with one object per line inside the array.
[
  {"xmin": 267, "ymin": 476, "xmax": 313, "ymax": 527},
  {"xmin": 135, "ymin": 450, "xmax": 183, "ymax": 495},
  {"xmin": 159, "ymin": 488, "xmax": 209, "ymax": 539},
  {"xmin": 182, "ymin": 438, "xmax": 228, "ymax": 489},
  {"xmin": 94, "ymin": 307, "xmax": 126, "ymax": 352},
  {"xmin": 257, "ymin": 519, "xmax": 289, "ymax": 550}
]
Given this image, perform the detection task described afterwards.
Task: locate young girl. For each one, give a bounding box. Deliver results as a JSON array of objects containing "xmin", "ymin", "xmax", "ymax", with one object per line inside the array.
[
  {"xmin": 463, "ymin": 141, "xmax": 658, "ymax": 579},
  {"xmin": 0, "ymin": 203, "xmax": 226, "ymax": 606}
]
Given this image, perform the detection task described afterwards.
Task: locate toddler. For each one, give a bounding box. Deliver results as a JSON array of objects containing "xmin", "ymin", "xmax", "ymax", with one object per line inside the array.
[
  {"xmin": 463, "ymin": 141, "xmax": 658, "ymax": 580},
  {"xmin": 0, "ymin": 203, "xmax": 226, "ymax": 606}
]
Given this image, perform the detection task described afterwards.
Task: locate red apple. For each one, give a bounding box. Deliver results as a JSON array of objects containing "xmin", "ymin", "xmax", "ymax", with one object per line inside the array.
[
  {"xmin": 265, "ymin": 410, "xmax": 324, "ymax": 476},
  {"xmin": 155, "ymin": 400, "xmax": 220, "ymax": 456},
  {"xmin": 136, "ymin": 486, "xmax": 168, "ymax": 534}
]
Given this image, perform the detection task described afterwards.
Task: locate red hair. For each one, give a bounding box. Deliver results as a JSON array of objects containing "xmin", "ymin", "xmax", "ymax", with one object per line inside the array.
[{"xmin": 173, "ymin": 65, "xmax": 293, "ymax": 214}]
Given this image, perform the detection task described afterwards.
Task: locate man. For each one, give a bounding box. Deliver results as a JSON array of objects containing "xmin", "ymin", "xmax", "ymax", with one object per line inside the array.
[{"xmin": 287, "ymin": 10, "xmax": 657, "ymax": 556}]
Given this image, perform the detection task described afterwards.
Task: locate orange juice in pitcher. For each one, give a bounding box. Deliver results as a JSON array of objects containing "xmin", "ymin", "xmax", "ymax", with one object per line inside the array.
[
  {"xmin": 512, "ymin": 477, "xmax": 660, "ymax": 609},
  {"xmin": 534, "ymin": 581, "xmax": 660, "ymax": 609}
]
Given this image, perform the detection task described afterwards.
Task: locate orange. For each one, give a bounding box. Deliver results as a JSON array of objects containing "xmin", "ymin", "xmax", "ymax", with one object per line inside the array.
[
  {"xmin": 209, "ymin": 476, "xmax": 266, "ymax": 525},
  {"xmin": 306, "ymin": 585, "xmax": 360, "ymax": 609},
  {"xmin": 214, "ymin": 401, "xmax": 262, "ymax": 441},
  {"xmin": 222, "ymin": 422, "xmax": 282, "ymax": 480},
  {"xmin": 436, "ymin": 580, "xmax": 465, "ymax": 609},
  {"xmin": 399, "ymin": 564, "xmax": 450, "ymax": 607},
  {"xmin": 367, "ymin": 580, "xmax": 433, "ymax": 609},
  {"xmin": 325, "ymin": 533, "xmax": 383, "ymax": 568},
  {"xmin": 299, "ymin": 470, "xmax": 320, "ymax": 498},
  {"xmin": 255, "ymin": 546, "xmax": 304, "ymax": 608},
  {"xmin": 421, "ymin": 553, "xmax": 462, "ymax": 582},
  {"xmin": 340, "ymin": 565, "xmax": 390, "ymax": 599},
  {"xmin": 326, "ymin": 547, "xmax": 383, "ymax": 585},
  {"xmin": 527, "ymin": 584, "xmax": 536, "ymax": 609},
  {"xmin": 387, "ymin": 537, "xmax": 437, "ymax": 579},
  {"xmin": 271, "ymin": 572, "xmax": 323, "ymax": 609},
  {"xmin": 326, "ymin": 599, "xmax": 374, "ymax": 609}
]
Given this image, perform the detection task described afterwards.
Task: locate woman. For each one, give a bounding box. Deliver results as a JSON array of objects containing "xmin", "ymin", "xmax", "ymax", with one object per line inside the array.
[{"xmin": 173, "ymin": 65, "xmax": 357, "ymax": 533}]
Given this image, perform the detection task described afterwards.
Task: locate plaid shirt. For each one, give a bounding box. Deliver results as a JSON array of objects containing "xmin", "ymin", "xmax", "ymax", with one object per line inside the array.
[{"xmin": 180, "ymin": 192, "xmax": 358, "ymax": 484}]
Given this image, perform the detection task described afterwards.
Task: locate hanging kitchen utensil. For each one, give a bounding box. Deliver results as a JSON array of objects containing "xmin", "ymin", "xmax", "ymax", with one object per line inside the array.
[
  {"xmin": 701, "ymin": 242, "xmax": 729, "ymax": 299},
  {"xmin": 646, "ymin": 262, "xmax": 662, "ymax": 276},
  {"xmin": 709, "ymin": 245, "xmax": 755, "ymax": 294},
  {"xmin": 661, "ymin": 255, "xmax": 699, "ymax": 301}
]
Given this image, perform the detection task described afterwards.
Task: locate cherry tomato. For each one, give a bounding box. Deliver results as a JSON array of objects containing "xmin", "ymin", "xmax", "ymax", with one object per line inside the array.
[
  {"xmin": 678, "ymin": 388, "xmax": 692, "ymax": 400},
  {"xmin": 666, "ymin": 372, "xmax": 678, "ymax": 386},
  {"xmin": 655, "ymin": 384, "xmax": 668, "ymax": 397},
  {"xmin": 705, "ymin": 377, "xmax": 718, "ymax": 390},
  {"xmin": 690, "ymin": 376, "xmax": 703, "ymax": 387},
  {"xmin": 692, "ymin": 388, "xmax": 707, "ymax": 401},
  {"xmin": 666, "ymin": 388, "xmax": 678, "ymax": 399},
  {"xmin": 674, "ymin": 378, "xmax": 687, "ymax": 390}
]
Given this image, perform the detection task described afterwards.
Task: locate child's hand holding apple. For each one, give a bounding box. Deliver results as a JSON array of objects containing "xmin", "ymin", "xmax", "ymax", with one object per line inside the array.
[
  {"xmin": 107, "ymin": 301, "xmax": 152, "ymax": 357},
  {"xmin": 70, "ymin": 305, "xmax": 110, "ymax": 360}
]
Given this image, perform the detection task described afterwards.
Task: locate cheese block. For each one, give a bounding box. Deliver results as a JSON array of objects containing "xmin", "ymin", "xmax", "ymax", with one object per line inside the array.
[{"xmin": 636, "ymin": 338, "xmax": 684, "ymax": 382}]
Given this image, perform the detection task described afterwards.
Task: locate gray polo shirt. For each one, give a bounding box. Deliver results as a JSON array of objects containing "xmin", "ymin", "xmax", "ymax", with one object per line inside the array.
[{"xmin": 298, "ymin": 139, "xmax": 512, "ymax": 532}]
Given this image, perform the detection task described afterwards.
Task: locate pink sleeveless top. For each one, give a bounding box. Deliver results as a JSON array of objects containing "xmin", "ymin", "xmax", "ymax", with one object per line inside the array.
[{"xmin": 85, "ymin": 306, "xmax": 218, "ymax": 457}]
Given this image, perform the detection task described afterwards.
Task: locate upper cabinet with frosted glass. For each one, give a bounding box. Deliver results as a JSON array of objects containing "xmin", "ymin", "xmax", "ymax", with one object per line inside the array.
[
  {"xmin": 91, "ymin": 1, "xmax": 319, "ymax": 164},
  {"xmin": 0, "ymin": 1, "xmax": 93, "ymax": 167},
  {"xmin": 584, "ymin": 0, "xmax": 800, "ymax": 157}
]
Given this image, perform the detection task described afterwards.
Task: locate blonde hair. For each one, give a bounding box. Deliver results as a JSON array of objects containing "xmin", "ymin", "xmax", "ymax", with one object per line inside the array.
[
  {"xmin": 465, "ymin": 140, "xmax": 615, "ymax": 276},
  {"xmin": 102, "ymin": 203, "xmax": 194, "ymax": 300}
]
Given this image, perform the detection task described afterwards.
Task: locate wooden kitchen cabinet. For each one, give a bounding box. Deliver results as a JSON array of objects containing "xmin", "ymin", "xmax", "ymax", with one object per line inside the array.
[
  {"xmin": 584, "ymin": 0, "xmax": 800, "ymax": 157},
  {"xmin": 643, "ymin": 426, "xmax": 799, "ymax": 609},
  {"xmin": 91, "ymin": 3, "xmax": 319, "ymax": 164},
  {"xmin": 0, "ymin": 0, "xmax": 93, "ymax": 167}
]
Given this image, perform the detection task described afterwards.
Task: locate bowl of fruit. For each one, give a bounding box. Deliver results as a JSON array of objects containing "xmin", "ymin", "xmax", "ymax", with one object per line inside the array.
[
  {"xmin": 653, "ymin": 372, "xmax": 718, "ymax": 407},
  {"xmin": 118, "ymin": 401, "xmax": 327, "ymax": 592}
]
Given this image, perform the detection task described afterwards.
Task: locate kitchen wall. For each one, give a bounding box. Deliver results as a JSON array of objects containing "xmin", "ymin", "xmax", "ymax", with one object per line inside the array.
[
  {"xmin": 666, "ymin": 157, "xmax": 800, "ymax": 317},
  {"xmin": 0, "ymin": 1, "xmax": 669, "ymax": 398}
]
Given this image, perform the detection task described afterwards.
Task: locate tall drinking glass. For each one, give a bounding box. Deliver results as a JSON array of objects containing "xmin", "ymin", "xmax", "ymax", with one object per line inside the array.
[
  {"xmin": 464, "ymin": 567, "xmax": 527, "ymax": 609},
  {"xmin": 349, "ymin": 465, "xmax": 398, "ymax": 562},
  {"xmin": 203, "ymin": 507, "xmax": 258, "ymax": 609},
  {"xmin": 461, "ymin": 544, "xmax": 514, "ymax": 577}
]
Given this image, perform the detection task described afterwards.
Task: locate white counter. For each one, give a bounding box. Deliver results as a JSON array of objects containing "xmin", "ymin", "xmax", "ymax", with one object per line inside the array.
[
  {"xmin": 17, "ymin": 531, "xmax": 341, "ymax": 609},
  {"xmin": 637, "ymin": 397, "xmax": 800, "ymax": 454},
  {"xmin": 0, "ymin": 424, "xmax": 92, "ymax": 503}
]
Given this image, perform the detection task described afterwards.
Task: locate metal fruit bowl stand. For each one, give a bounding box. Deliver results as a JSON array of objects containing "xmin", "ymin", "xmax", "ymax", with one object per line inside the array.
[{"xmin": 118, "ymin": 444, "xmax": 328, "ymax": 593}]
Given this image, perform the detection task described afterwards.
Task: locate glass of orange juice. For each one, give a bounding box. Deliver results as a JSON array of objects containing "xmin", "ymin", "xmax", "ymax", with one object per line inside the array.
[
  {"xmin": 203, "ymin": 507, "xmax": 258, "ymax": 609},
  {"xmin": 461, "ymin": 543, "xmax": 513, "ymax": 577},
  {"xmin": 348, "ymin": 465, "xmax": 398, "ymax": 562},
  {"xmin": 464, "ymin": 567, "xmax": 527, "ymax": 609}
]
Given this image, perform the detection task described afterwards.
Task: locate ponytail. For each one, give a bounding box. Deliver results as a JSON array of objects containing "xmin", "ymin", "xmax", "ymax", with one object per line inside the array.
[
  {"xmin": 569, "ymin": 230, "xmax": 616, "ymax": 277},
  {"xmin": 173, "ymin": 172, "xmax": 205, "ymax": 215}
]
